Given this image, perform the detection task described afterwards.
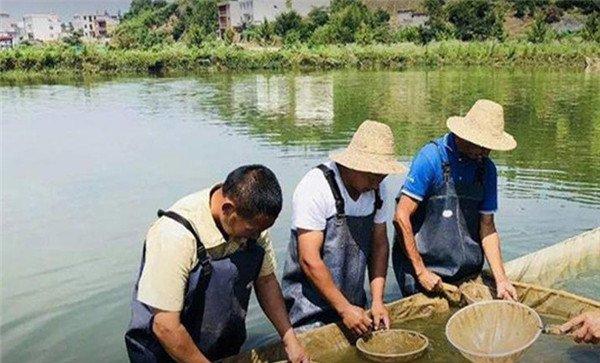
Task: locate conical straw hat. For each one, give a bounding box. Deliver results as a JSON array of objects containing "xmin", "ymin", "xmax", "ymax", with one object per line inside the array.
[
  {"xmin": 329, "ymin": 120, "xmax": 406, "ymax": 175},
  {"xmin": 447, "ymin": 100, "xmax": 517, "ymax": 151}
]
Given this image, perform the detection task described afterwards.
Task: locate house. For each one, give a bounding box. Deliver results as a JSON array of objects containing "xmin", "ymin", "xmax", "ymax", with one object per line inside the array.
[
  {"xmin": 363, "ymin": 0, "xmax": 427, "ymax": 28},
  {"xmin": 0, "ymin": 34, "xmax": 12, "ymax": 49},
  {"xmin": 397, "ymin": 10, "xmax": 428, "ymax": 28},
  {"xmin": 23, "ymin": 13, "xmax": 62, "ymax": 42},
  {"xmin": 217, "ymin": 0, "xmax": 330, "ymax": 35},
  {"xmin": 0, "ymin": 13, "xmax": 19, "ymax": 47},
  {"xmin": 72, "ymin": 11, "xmax": 120, "ymax": 38}
]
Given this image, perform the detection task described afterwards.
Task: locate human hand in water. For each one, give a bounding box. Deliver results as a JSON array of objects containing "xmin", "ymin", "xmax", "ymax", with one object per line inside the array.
[
  {"xmin": 283, "ymin": 330, "xmax": 310, "ymax": 363},
  {"xmin": 340, "ymin": 304, "xmax": 373, "ymax": 336},
  {"xmin": 371, "ymin": 301, "xmax": 390, "ymax": 330},
  {"xmin": 560, "ymin": 311, "xmax": 600, "ymax": 344},
  {"xmin": 416, "ymin": 269, "xmax": 442, "ymax": 292},
  {"xmin": 495, "ymin": 279, "xmax": 518, "ymax": 301}
]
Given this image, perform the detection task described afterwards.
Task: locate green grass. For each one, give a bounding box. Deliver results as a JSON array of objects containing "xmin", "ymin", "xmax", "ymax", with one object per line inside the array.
[{"xmin": 1, "ymin": 40, "xmax": 598, "ymax": 83}]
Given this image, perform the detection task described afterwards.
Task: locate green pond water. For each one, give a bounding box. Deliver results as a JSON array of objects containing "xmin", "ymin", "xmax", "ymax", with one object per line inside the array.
[
  {"xmin": 316, "ymin": 311, "xmax": 600, "ymax": 362},
  {"xmin": 1, "ymin": 68, "xmax": 599, "ymax": 362}
]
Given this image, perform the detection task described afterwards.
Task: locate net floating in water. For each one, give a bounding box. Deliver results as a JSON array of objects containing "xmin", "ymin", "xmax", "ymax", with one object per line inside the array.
[
  {"xmin": 356, "ymin": 329, "xmax": 429, "ymax": 362},
  {"xmin": 445, "ymin": 300, "xmax": 542, "ymax": 363}
]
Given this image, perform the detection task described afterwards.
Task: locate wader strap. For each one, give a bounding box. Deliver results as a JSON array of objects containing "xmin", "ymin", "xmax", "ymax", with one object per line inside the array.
[
  {"xmin": 475, "ymin": 162, "xmax": 485, "ymax": 186},
  {"xmin": 317, "ymin": 164, "xmax": 345, "ymax": 218},
  {"xmin": 432, "ymin": 141, "xmax": 451, "ymax": 183},
  {"xmin": 374, "ymin": 188, "xmax": 383, "ymax": 211},
  {"xmin": 157, "ymin": 209, "xmax": 213, "ymax": 276}
]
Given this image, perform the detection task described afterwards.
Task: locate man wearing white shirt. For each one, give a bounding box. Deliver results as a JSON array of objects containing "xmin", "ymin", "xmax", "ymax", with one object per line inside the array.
[{"xmin": 282, "ymin": 121, "xmax": 406, "ymax": 335}]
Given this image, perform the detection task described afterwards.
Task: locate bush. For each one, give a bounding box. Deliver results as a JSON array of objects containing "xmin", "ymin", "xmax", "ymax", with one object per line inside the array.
[
  {"xmin": 527, "ymin": 14, "xmax": 555, "ymax": 43},
  {"xmin": 224, "ymin": 27, "xmax": 236, "ymax": 44},
  {"xmin": 355, "ymin": 22, "xmax": 375, "ymax": 45},
  {"xmin": 419, "ymin": 0, "xmax": 454, "ymax": 43},
  {"xmin": 394, "ymin": 26, "xmax": 420, "ymax": 43},
  {"xmin": 582, "ymin": 12, "xmax": 600, "ymax": 42},
  {"xmin": 309, "ymin": 24, "xmax": 337, "ymax": 45},
  {"xmin": 307, "ymin": 7, "xmax": 330, "ymax": 29},
  {"xmin": 447, "ymin": 0, "xmax": 505, "ymax": 41},
  {"xmin": 274, "ymin": 11, "xmax": 303, "ymax": 37}
]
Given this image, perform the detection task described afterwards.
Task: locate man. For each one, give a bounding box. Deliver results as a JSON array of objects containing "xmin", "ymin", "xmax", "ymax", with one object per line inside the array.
[
  {"xmin": 125, "ymin": 165, "xmax": 308, "ymax": 363},
  {"xmin": 282, "ymin": 120, "xmax": 406, "ymax": 335},
  {"xmin": 561, "ymin": 311, "xmax": 600, "ymax": 344},
  {"xmin": 393, "ymin": 99, "xmax": 518, "ymax": 300}
]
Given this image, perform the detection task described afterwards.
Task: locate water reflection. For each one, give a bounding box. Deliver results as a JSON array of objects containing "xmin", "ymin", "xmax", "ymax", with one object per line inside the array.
[{"xmin": 201, "ymin": 69, "xmax": 600, "ymax": 205}]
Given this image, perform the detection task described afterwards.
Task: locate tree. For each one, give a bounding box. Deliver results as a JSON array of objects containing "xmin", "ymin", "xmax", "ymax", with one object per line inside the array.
[
  {"xmin": 63, "ymin": 30, "xmax": 83, "ymax": 47},
  {"xmin": 582, "ymin": 12, "xmax": 600, "ymax": 42},
  {"xmin": 527, "ymin": 14, "xmax": 552, "ymax": 43},
  {"xmin": 273, "ymin": 11, "xmax": 303, "ymax": 37},
  {"xmin": 307, "ymin": 7, "xmax": 330, "ymax": 29},
  {"xmin": 447, "ymin": 0, "xmax": 505, "ymax": 41},
  {"xmin": 419, "ymin": 0, "xmax": 454, "ymax": 43}
]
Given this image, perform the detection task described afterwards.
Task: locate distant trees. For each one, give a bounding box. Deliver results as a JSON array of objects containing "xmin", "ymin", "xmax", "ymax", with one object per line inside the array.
[{"xmin": 109, "ymin": 0, "xmax": 599, "ymax": 49}]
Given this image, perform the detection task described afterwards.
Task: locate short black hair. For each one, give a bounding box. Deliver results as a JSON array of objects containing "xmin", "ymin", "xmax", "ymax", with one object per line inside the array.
[{"xmin": 222, "ymin": 164, "xmax": 283, "ymax": 220}]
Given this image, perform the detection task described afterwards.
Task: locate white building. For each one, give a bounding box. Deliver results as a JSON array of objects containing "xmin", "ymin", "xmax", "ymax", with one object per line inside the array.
[
  {"xmin": 72, "ymin": 12, "xmax": 119, "ymax": 38},
  {"xmin": 0, "ymin": 13, "xmax": 19, "ymax": 47},
  {"xmin": 397, "ymin": 10, "xmax": 428, "ymax": 28},
  {"xmin": 218, "ymin": 0, "xmax": 330, "ymax": 34},
  {"xmin": 23, "ymin": 13, "xmax": 62, "ymax": 42}
]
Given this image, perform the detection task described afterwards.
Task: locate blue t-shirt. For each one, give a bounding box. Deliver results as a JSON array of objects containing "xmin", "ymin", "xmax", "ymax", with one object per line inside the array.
[{"xmin": 401, "ymin": 133, "xmax": 498, "ymax": 214}]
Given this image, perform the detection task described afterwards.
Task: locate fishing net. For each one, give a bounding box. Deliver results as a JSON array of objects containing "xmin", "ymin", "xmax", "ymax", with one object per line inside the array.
[
  {"xmin": 224, "ymin": 230, "xmax": 600, "ymax": 363},
  {"xmin": 445, "ymin": 301, "xmax": 542, "ymax": 363},
  {"xmin": 503, "ymin": 228, "xmax": 600, "ymax": 288},
  {"xmin": 356, "ymin": 329, "xmax": 429, "ymax": 362}
]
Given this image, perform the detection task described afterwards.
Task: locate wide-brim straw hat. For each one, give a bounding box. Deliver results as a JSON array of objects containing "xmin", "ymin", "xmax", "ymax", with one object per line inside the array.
[
  {"xmin": 446, "ymin": 99, "xmax": 517, "ymax": 151},
  {"xmin": 329, "ymin": 120, "xmax": 406, "ymax": 175}
]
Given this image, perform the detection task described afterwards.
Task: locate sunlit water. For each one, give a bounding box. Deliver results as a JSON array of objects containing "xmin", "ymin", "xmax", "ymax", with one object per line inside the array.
[{"xmin": 2, "ymin": 68, "xmax": 599, "ymax": 362}]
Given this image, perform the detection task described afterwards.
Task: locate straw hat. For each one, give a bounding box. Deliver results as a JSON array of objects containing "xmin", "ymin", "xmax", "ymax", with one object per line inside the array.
[
  {"xmin": 329, "ymin": 120, "xmax": 406, "ymax": 175},
  {"xmin": 446, "ymin": 99, "xmax": 517, "ymax": 151}
]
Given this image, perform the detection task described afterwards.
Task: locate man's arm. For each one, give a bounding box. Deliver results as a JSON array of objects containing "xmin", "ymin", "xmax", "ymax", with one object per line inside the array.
[
  {"xmin": 393, "ymin": 195, "xmax": 442, "ymax": 291},
  {"xmin": 255, "ymin": 273, "xmax": 308, "ymax": 363},
  {"xmin": 297, "ymin": 228, "xmax": 372, "ymax": 335},
  {"xmin": 480, "ymin": 214, "xmax": 517, "ymax": 301},
  {"xmin": 152, "ymin": 310, "xmax": 210, "ymax": 363},
  {"xmin": 369, "ymin": 222, "xmax": 390, "ymax": 329}
]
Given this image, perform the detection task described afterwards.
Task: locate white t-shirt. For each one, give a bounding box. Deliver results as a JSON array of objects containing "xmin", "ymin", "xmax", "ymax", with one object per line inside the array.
[{"xmin": 292, "ymin": 161, "xmax": 393, "ymax": 231}]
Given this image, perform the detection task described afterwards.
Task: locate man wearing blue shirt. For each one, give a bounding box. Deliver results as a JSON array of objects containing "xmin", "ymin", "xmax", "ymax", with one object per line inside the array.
[{"xmin": 393, "ymin": 100, "xmax": 518, "ymax": 300}]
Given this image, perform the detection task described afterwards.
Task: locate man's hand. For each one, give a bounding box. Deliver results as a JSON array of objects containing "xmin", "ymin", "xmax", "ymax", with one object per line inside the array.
[
  {"xmin": 255, "ymin": 274, "xmax": 311, "ymax": 362},
  {"xmin": 371, "ymin": 301, "xmax": 390, "ymax": 330},
  {"xmin": 560, "ymin": 311, "xmax": 600, "ymax": 344},
  {"xmin": 340, "ymin": 304, "xmax": 373, "ymax": 336},
  {"xmin": 152, "ymin": 310, "xmax": 210, "ymax": 363},
  {"xmin": 417, "ymin": 269, "xmax": 442, "ymax": 292},
  {"xmin": 282, "ymin": 329, "xmax": 310, "ymax": 363},
  {"xmin": 495, "ymin": 279, "xmax": 518, "ymax": 301}
]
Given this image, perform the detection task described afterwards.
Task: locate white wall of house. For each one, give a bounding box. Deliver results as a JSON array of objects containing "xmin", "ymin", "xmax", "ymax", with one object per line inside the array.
[
  {"xmin": 0, "ymin": 13, "xmax": 14, "ymax": 34},
  {"xmin": 72, "ymin": 14, "xmax": 97, "ymax": 37},
  {"xmin": 72, "ymin": 13, "xmax": 119, "ymax": 38},
  {"xmin": 397, "ymin": 11, "xmax": 428, "ymax": 27},
  {"xmin": 223, "ymin": 0, "xmax": 330, "ymax": 27},
  {"xmin": 23, "ymin": 14, "xmax": 62, "ymax": 41}
]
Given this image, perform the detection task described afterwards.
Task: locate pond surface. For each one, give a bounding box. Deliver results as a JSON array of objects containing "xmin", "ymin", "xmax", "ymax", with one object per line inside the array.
[{"xmin": 2, "ymin": 68, "xmax": 599, "ymax": 362}]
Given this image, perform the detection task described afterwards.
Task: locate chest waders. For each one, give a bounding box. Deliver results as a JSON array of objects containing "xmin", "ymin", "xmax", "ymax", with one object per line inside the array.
[
  {"xmin": 125, "ymin": 209, "xmax": 264, "ymax": 362},
  {"xmin": 282, "ymin": 164, "xmax": 382, "ymax": 330},
  {"xmin": 392, "ymin": 141, "xmax": 485, "ymax": 297}
]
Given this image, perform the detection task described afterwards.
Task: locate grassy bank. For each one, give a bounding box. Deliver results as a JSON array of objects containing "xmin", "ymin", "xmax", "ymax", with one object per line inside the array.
[{"xmin": 1, "ymin": 41, "xmax": 599, "ymax": 83}]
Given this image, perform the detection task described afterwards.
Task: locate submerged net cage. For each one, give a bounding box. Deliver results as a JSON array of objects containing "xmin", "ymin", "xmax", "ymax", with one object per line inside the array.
[{"xmin": 223, "ymin": 229, "xmax": 600, "ymax": 362}]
